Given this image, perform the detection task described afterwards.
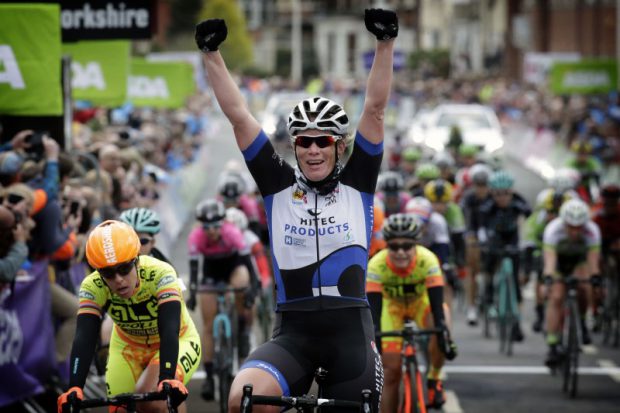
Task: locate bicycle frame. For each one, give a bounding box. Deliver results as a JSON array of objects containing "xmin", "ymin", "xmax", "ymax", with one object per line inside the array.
[
  {"xmin": 200, "ymin": 283, "xmax": 247, "ymax": 413},
  {"xmin": 401, "ymin": 342, "xmax": 426, "ymax": 413},
  {"xmin": 560, "ymin": 276, "xmax": 585, "ymax": 398},
  {"xmin": 548, "ymin": 275, "xmax": 592, "ymax": 398},
  {"xmin": 496, "ymin": 254, "xmax": 519, "ymax": 356},
  {"xmin": 377, "ymin": 322, "xmax": 443, "ymax": 413},
  {"xmin": 479, "ymin": 244, "xmax": 520, "ymax": 354}
]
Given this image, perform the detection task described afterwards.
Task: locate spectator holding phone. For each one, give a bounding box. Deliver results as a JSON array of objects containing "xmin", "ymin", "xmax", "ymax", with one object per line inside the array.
[{"xmin": 0, "ymin": 205, "xmax": 28, "ymax": 286}]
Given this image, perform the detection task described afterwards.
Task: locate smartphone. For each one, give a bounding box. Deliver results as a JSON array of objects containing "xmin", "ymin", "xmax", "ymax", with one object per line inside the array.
[{"xmin": 69, "ymin": 201, "xmax": 80, "ymax": 216}]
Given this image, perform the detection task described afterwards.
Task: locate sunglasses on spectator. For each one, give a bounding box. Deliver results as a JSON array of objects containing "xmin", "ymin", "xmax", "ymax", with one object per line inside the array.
[
  {"xmin": 98, "ymin": 258, "xmax": 137, "ymax": 280},
  {"xmin": 0, "ymin": 193, "xmax": 25, "ymax": 205},
  {"xmin": 387, "ymin": 241, "xmax": 416, "ymax": 252},
  {"xmin": 294, "ymin": 135, "xmax": 338, "ymax": 149},
  {"xmin": 139, "ymin": 236, "xmax": 154, "ymax": 245}
]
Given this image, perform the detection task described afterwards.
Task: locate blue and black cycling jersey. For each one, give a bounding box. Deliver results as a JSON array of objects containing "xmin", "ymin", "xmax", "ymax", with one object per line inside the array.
[{"xmin": 242, "ymin": 130, "xmax": 382, "ymax": 311}]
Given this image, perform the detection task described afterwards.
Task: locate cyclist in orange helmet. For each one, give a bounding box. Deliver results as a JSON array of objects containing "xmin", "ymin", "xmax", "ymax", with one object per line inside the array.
[{"xmin": 58, "ymin": 220, "xmax": 200, "ymax": 413}]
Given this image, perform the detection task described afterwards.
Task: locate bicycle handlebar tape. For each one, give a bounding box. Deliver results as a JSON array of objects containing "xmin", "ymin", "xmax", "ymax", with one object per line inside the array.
[
  {"xmin": 58, "ymin": 387, "xmax": 83, "ymax": 413},
  {"xmin": 361, "ymin": 389, "xmax": 372, "ymax": 413},
  {"xmin": 241, "ymin": 385, "xmax": 254, "ymax": 413}
]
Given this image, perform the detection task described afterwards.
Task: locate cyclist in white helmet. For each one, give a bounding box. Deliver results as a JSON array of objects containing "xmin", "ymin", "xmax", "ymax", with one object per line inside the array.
[
  {"xmin": 542, "ymin": 199, "xmax": 601, "ymax": 367},
  {"xmin": 196, "ymin": 7, "xmax": 398, "ymax": 411}
]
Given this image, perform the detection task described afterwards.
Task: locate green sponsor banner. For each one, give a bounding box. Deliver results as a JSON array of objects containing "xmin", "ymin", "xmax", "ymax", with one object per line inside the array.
[
  {"xmin": 128, "ymin": 59, "xmax": 194, "ymax": 108},
  {"xmin": 63, "ymin": 40, "xmax": 130, "ymax": 107},
  {"xmin": 0, "ymin": 4, "xmax": 62, "ymax": 116},
  {"xmin": 550, "ymin": 60, "xmax": 618, "ymax": 94}
]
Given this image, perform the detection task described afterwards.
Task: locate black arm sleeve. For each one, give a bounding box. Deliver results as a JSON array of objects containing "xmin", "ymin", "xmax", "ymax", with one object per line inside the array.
[
  {"xmin": 189, "ymin": 258, "xmax": 198, "ymax": 292},
  {"xmin": 450, "ymin": 232, "xmax": 466, "ymax": 267},
  {"xmin": 240, "ymin": 253, "xmax": 260, "ymax": 291},
  {"xmin": 368, "ymin": 292, "xmax": 382, "ymax": 331},
  {"xmin": 427, "ymin": 286, "xmax": 445, "ymax": 327},
  {"xmin": 68, "ymin": 314, "xmax": 101, "ymax": 388},
  {"xmin": 157, "ymin": 301, "xmax": 181, "ymax": 382}
]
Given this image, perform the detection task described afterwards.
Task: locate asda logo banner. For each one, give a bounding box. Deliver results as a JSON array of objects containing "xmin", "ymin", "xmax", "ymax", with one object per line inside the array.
[
  {"xmin": 128, "ymin": 59, "xmax": 194, "ymax": 108},
  {"xmin": 63, "ymin": 41, "xmax": 129, "ymax": 107},
  {"xmin": 551, "ymin": 60, "xmax": 618, "ymax": 94},
  {"xmin": 0, "ymin": 4, "xmax": 62, "ymax": 116}
]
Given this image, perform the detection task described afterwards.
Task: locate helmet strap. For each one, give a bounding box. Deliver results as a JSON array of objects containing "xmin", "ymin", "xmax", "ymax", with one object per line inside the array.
[{"xmin": 293, "ymin": 142, "xmax": 343, "ymax": 196}]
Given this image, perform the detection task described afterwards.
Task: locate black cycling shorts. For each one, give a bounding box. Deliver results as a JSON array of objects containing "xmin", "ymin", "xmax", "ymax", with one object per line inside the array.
[
  {"xmin": 201, "ymin": 254, "xmax": 244, "ymax": 285},
  {"xmin": 241, "ymin": 307, "xmax": 383, "ymax": 412}
]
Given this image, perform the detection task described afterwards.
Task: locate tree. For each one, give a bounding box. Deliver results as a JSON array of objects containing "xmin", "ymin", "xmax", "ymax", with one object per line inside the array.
[
  {"xmin": 198, "ymin": 0, "xmax": 253, "ymax": 70},
  {"xmin": 169, "ymin": 0, "xmax": 202, "ymax": 35}
]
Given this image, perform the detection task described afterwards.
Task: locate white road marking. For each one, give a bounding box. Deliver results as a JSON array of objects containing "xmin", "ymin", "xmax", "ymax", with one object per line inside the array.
[
  {"xmin": 597, "ymin": 359, "xmax": 620, "ymax": 383},
  {"xmin": 582, "ymin": 344, "xmax": 598, "ymax": 355},
  {"xmin": 443, "ymin": 365, "xmax": 620, "ymax": 375},
  {"xmin": 443, "ymin": 390, "xmax": 464, "ymax": 413}
]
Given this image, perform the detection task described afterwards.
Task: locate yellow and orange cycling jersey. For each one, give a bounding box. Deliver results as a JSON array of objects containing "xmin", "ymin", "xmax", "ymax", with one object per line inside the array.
[
  {"xmin": 367, "ymin": 246, "xmax": 444, "ymax": 352},
  {"xmin": 78, "ymin": 255, "xmax": 194, "ymax": 346},
  {"xmin": 366, "ymin": 246, "xmax": 444, "ymax": 300}
]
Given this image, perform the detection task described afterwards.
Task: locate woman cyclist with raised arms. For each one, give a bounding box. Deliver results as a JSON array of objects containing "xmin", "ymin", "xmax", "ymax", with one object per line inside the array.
[{"xmin": 195, "ymin": 7, "xmax": 397, "ymax": 412}]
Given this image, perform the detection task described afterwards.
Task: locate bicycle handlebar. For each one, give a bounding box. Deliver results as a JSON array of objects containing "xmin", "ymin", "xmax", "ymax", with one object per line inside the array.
[
  {"xmin": 376, "ymin": 325, "xmax": 444, "ymax": 339},
  {"xmin": 198, "ymin": 284, "xmax": 248, "ymax": 294},
  {"xmin": 241, "ymin": 384, "xmax": 371, "ymax": 412},
  {"xmin": 68, "ymin": 387, "xmax": 175, "ymax": 412}
]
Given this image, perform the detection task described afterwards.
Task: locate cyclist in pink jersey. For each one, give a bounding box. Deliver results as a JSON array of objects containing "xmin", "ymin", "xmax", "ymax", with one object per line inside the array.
[{"xmin": 187, "ymin": 198, "xmax": 258, "ymax": 401}]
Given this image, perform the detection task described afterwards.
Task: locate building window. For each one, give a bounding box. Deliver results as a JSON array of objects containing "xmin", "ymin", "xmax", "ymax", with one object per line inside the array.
[
  {"xmin": 347, "ymin": 32, "xmax": 356, "ymax": 73},
  {"xmin": 328, "ymin": 32, "xmax": 336, "ymax": 73}
]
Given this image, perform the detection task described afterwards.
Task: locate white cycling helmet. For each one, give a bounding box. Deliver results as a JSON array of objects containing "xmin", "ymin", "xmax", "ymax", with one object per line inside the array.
[
  {"xmin": 225, "ymin": 207, "xmax": 249, "ymax": 231},
  {"xmin": 287, "ymin": 96, "xmax": 349, "ymax": 137},
  {"xmin": 405, "ymin": 197, "xmax": 433, "ymax": 223},
  {"xmin": 432, "ymin": 151, "xmax": 455, "ymax": 169},
  {"xmin": 559, "ymin": 199, "xmax": 590, "ymax": 227},
  {"xmin": 468, "ymin": 163, "xmax": 493, "ymax": 185},
  {"xmin": 549, "ymin": 168, "xmax": 580, "ymax": 192}
]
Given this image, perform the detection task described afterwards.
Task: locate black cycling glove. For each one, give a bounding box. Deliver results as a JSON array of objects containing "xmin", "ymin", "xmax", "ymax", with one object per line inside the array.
[
  {"xmin": 364, "ymin": 8, "xmax": 398, "ymax": 41},
  {"xmin": 195, "ymin": 19, "xmax": 228, "ymax": 52}
]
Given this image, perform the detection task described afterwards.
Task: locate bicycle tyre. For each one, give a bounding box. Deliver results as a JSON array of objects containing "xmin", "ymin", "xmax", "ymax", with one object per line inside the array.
[
  {"xmin": 497, "ymin": 266, "xmax": 508, "ymax": 354},
  {"xmin": 214, "ymin": 319, "xmax": 233, "ymax": 413},
  {"xmin": 563, "ymin": 298, "xmax": 580, "ymax": 398},
  {"xmin": 401, "ymin": 358, "xmax": 424, "ymax": 413},
  {"xmin": 505, "ymin": 257, "xmax": 519, "ymax": 357}
]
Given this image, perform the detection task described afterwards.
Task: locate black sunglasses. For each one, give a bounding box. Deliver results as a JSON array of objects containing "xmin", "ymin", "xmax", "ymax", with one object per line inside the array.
[
  {"xmin": 139, "ymin": 237, "xmax": 153, "ymax": 246},
  {"xmin": 0, "ymin": 193, "xmax": 25, "ymax": 205},
  {"xmin": 294, "ymin": 135, "xmax": 337, "ymax": 149},
  {"xmin": 98, "ymin": 258, "xmax": 137, "ymax": 280},
  {"xmin": 202, "ymin": 221, "xmax": 222, "ymax": 230},
  {"xmin": 387, "ymin": 241, "xmax": 416, "ymax": 252}
]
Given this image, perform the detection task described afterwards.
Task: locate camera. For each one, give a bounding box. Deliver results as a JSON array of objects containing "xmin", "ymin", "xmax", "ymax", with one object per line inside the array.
[
  {"xmin": 12, "ymin": 210, "xmax": 22, "ymax": 225},
  {"xmin": 24, "ymin": 131, "xmax": 47, "ymax": 160}
]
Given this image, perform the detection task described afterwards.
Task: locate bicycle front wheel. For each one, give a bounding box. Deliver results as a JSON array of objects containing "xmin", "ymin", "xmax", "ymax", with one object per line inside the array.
[
  {"xmin": 563, "ymin": 298, "xmax": 580, "ymax": 398},
  {"xmin": 214, "ymin": 320, "xmax": 234, "ymax": 413},
  {"xmin": 401, "ymin": 358, "xmax": 425, "ymax": 413}
]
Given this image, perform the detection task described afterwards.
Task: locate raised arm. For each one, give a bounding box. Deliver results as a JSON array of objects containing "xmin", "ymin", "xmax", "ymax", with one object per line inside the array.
[
  {"xmin": 357, "ymin": 9, "xmax": 398, "ymax": 144},
  {"xmin": 195, "ymin": 19, "xmax": 261, "ymax": 150}
]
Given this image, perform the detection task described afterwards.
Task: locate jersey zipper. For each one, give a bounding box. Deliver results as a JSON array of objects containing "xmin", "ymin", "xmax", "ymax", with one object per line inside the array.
[{"xmin": 313, "ymin": 192, "xmax": 322, "ymax": 308}]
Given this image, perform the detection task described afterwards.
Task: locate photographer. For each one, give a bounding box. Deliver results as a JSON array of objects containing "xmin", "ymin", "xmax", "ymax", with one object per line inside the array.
[{"xmin": 0, "ymin": 205, "xmax": 28, "ymax": 285}]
